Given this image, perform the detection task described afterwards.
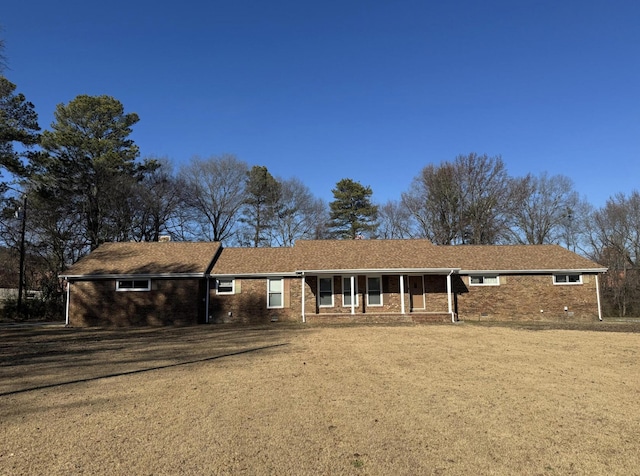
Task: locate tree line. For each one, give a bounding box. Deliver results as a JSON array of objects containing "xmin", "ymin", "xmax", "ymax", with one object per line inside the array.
[{"xmin": 1, "ymin": 61, "xmax": 639, "ymax": 316}]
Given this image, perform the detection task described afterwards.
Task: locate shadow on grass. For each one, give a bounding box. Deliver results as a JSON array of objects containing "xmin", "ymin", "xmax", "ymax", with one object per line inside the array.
[{"xmin": 0, "ymin": 342, "xmax": 288, "ymax": 397}]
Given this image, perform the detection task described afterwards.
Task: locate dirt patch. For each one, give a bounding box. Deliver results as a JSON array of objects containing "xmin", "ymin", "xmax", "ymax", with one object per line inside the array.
[{"xmin": 1, "ymin": 323, "xmax": 639, "ymax": 475}]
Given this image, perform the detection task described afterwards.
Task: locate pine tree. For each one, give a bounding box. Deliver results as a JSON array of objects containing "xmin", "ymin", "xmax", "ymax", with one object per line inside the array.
[{"xmin": 328, "ymin": 178, "xmax": 378, "ymax": 239}]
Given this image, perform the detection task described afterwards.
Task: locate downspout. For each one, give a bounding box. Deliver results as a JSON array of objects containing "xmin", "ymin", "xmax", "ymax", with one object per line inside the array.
[
  {"xmin": 300, "ymin": 273, "xmax": 306, "ymax": 323},
  {"xmin": 447, "ymin": 270, "xmax": 455, "ymax": 323},
  {"xmin": 65, "ymin": 279, "xmax": 71, "ymax": 326},
  {"xmin": 400, "ymin": 274, "xmax": 405, "ymax": 315},
  {"xmin": 350, "ymin": 275, "xmax": 355, "ymax": 315},
  {"xmin": 595, "ymin": 274, "xmax": 603, "ymax": 321},
  {"xmin": 205, "ymin": 276, "xmax": 210, "ymax": 323}
]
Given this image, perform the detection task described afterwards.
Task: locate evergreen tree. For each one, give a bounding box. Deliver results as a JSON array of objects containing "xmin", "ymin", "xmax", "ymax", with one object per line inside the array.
[
  {"xmin": 36, "ymin": 95, "xmax": 144, "ymax": 250},
  {"xmin": 328, "ymin": 178, "xmax": 378, "ymax": 239},
  {"xmin": 0, "ymin": 76, "xmax": 40, "ymax": 179},
  {"xmin": 241, "ymin": 165, "xmax": 281, "ymax": 247}
]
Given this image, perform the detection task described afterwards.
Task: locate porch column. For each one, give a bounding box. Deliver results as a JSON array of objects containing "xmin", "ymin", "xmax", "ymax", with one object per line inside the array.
[
  {"xmin": 400, "ymin": 274, "xmax": 405, "ymax": 315},
  {"xmin": 350, "ymin": 275, "xmax": 355, "ymax": 315},
  {"xmin": 447, "ymin": 271, "xmax": 455, "ymax": 322}
]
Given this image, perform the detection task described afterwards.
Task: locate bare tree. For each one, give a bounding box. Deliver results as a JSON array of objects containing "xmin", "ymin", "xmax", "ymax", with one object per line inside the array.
[
  {"xmin": 127, "ymin": 158, "xmax": 181, "ymax": 241},
  {"xmin": 179, "ymin": 154, "xmax": 248, "ymax": 242},
  {"xmin": 586, "ymin": 191, "xmax": 640, "ymax": 316},
  {"xmin": 402, "ymin": 163, "xmax": 461, "ymax": 244},
  {"xmin": 270, "ymin": 177, "xmax": 327, "ymax": 246},
  {"xmin": 509, "ymin": 172, "xmax": 580, "ymax": 245},
  {"xmin": 377, "ymin": 199, "xmax": 415, "ymax": 239},
  {"xmin": 403, "ymin": 154, "xmax": 512, "ymax": 244}
]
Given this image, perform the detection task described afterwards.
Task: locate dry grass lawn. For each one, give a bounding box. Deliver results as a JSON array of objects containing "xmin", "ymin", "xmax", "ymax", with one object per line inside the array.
[{"xmin": 1, "ymin": 322, "xmax": 639, "ymax": 475}]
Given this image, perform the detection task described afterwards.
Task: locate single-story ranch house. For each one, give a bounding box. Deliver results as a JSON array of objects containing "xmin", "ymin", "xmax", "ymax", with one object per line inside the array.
[{"xmin": 60, "ymin": 239, "xmax": 607, "ymax": 326}]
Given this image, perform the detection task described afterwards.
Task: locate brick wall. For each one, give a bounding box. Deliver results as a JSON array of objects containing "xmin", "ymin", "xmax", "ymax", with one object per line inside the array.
[
  {"xmin": 68, "ymin": 278, "xmax": 204, "ymax": 326},
  {"xmin": 457, "ymin": 274, "xmax": 601, "ymax": 321},
  {"xmin": 210, "ymin": 277, "xmax": 301, "ymax": 324}
]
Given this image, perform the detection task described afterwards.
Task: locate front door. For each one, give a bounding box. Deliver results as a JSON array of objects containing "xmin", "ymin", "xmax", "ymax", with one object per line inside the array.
[{"xmin": 409, "ymin": 276, "xmax": 425, "ymax": 310}]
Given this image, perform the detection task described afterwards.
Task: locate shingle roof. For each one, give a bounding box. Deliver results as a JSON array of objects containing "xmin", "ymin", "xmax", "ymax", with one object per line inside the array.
[
  {"xmin": 293, "ymin": 240, "xmax": 604, "ymax": 273},
  {"xmin": 439, "ymin": 244, "xmax": 605, "ymax": 272},
  {"xmin": 61, "ymin": 239, "xmax": 606, "ymax": 279},
  {"xmin": 61, "ymin": 242, "xmax": 222, "ymax": 277},
  {"xmin": 293, "ymin": 239, "xmax": 451, "ymax": 271},
  {"xmin": 211, "ymin": 247, "xmax": 296, "ymax": 275}
]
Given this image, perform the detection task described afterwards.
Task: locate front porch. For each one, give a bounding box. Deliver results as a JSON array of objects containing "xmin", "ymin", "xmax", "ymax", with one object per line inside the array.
[{"xmin": 300, "ymin": 272, "xmax": 462, "ymax": 323}]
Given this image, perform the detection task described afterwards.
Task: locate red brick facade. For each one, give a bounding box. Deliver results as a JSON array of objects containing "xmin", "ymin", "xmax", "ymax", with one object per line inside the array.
[
  {"xmin": 208, "ymin": 272, "xmax": 602, "ymax": 325},
  {"xmin": 68, "ymin": 278, "xmax": 206, "ymax": 326}
]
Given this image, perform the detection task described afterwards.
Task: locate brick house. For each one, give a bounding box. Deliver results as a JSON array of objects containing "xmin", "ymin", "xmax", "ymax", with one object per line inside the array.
[{"xmin": 61, "ymin": 239, "xmax": 606, "ymax": 326}]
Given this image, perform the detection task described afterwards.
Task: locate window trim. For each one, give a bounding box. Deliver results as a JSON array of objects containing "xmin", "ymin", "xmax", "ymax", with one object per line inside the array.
[
  {"xmin": 553, "ymin": 274, "xmax": 582, "ymax": 285},
  {"xmin": 366, "ymin": 275, "xmax": 383, "ymax": 307},
  {"xmin": 216, "ymin": 278, "xmax": 235, "ymax": 295},
  {"xmin": 318, "ymin": 276, "xmax": 334, "ymax": 308},
  {"xmin": 267, "ymin": 278, "xmax": 284, "ymax": 309},
  {"xmin": 341, "ymin": 276, "xmax": 358, "ymax": 307},
  {"xmin": 116, "ymin": 279, "xmax": 151, "ymax": 292},
  {"xmin": 469, "ymin": 275, "xmax": 500, "ymax": 286}
]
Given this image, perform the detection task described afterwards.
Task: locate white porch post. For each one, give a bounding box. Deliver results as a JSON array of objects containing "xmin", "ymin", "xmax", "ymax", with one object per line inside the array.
[
  {"xmin": 400, "ymin": 274, "xmax": 405, "ymax": 315},
  {"xmin": 350, "ymin": 275, "xmax": 355, "ymax": 315},
  {"xmin": 301, "ymin": 274, "xmax": 306, "ymax": 323},
  {"xmin": 447, "ymin": 271, "xmax": 455, "ymax": 322}
]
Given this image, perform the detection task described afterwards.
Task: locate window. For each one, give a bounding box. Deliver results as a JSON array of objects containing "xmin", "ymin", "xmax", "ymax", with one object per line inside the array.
[
  {"xmin": 367, "ymin": 276, "xmax": 382, "ymax": 306},
  {"xmin": 469, "ymin": 275, "xmax": 500, "ymax": 286},
  {"xmin": 116, "ymin": 279, "xmax": 151, "ymax": 291},
  {"xmin": 216, "ymin": 278, "xmax": 234, "ymax": 294},
  {"xmin": 267, "ymin": 278, "xmax": 284, "ymax": 308},
  {"xmin": 318, "ymin": 277, "xmax": 334, "ymax": 307},
  {"xmin": 554, "ymin": 274, "xmax": 582, "ymax": 285},
  {"xmin": 342, "ymin": 276, "xmax": 358, "ymax": 307}
]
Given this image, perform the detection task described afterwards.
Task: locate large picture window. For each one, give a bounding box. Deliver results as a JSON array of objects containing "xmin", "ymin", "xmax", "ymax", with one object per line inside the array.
[
  {"xmin": 318, "ymin": 277, "xmax": 334, "ymax": 307},
  {"xmin": 116, "ymin": 279, "xmax": 151, "ymax": 291},
  {"xmin": 367, "ymin": 276, "xmax": 382, "ymax": 306},
  {"xmin": 342, "ymin": 276, "xmax": 358, "ymax": 307},
  {"xmin": 554, "ymin": 274, "xmax": 582, "ymax": 285},
  {"xmin": 267, "ymin": 278, "xmax": 284, "ymax": 308}
]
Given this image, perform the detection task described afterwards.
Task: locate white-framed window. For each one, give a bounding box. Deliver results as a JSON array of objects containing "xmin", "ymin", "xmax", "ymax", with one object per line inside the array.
[
  {"xmin": 469, "ymin": 275, "xmax": 500, "ymax": 286},
  {"xmin": 318, "ymin": 277, "xmax": 334, "ymax": 307},
  {"xmin": 553, "ymin": 274, "xmax": 582, "ymax": 285},
  {"xmin": 216, "ymin": 278, "xmax": 234, "ymax": 295},
  {"xmin": 342, "ymin": 276, "xmax": 358, "ymax": 307},
  {"xmin": 116, "ymin": 279, "xmax": 151, "ymax": 292},
  {"xmin": 267, "ymin": 278, "xmax": 284, "ymax": 308},
  {"xmin": 367, "ymin": 276, "xmax": 383, "ymax": 306}
]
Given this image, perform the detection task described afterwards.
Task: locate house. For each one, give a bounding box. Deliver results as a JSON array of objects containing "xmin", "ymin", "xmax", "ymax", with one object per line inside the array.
[{"xmin": 60, "ymin": 239, "xmax": 607, "ymax": 326}]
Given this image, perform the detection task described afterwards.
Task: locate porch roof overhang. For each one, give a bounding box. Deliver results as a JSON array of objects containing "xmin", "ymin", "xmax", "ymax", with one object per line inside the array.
[{"xmin": 295, "ymin": 268, "xmax": 460, "ymax": 275}]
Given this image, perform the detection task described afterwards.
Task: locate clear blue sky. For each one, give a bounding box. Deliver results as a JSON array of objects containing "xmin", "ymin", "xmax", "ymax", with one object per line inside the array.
[{"xmin": 2, "ymin": 0, "xmax": 638, "ymax": 207}]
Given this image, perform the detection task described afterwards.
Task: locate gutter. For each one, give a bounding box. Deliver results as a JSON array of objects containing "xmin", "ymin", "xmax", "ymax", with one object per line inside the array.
[
  {"xmin": 447, "ymin": 269, "xmax": 456, "ymax": 323},
  {"xmin": 60, "ymin": 272, "xmax": 208, "ymax": 280},
  {"xmin": 596, "ymin": 274, "xmax": 603, "ymax": 321}
]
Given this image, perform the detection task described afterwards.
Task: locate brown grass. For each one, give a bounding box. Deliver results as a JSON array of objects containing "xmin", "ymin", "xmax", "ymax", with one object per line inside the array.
[{"xmin": 1, "ymin": 322, "xmax": 639, "ymax": 475}]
